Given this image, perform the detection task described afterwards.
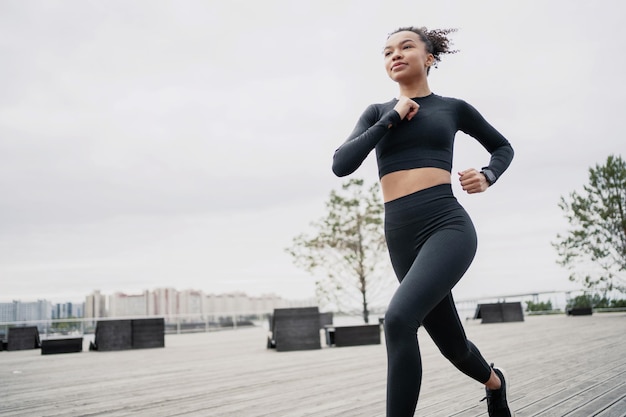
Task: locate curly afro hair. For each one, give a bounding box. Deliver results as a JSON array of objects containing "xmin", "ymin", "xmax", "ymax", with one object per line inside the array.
[{"xmin": 388, "ymin": 27, "xmax": 458, "ymax": 74}]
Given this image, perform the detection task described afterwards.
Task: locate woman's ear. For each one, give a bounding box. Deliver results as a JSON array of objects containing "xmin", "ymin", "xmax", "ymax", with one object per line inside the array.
[{"xmin": 426, "ymin": 54, "xmax": 435, "ymax": 68}]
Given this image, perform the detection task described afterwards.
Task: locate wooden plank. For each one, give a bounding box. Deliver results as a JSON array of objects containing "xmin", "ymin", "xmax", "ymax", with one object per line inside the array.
[
  {"xmin": 562, "ymin": 382, "xmax": 626, "ymax": 416},
  {"xmin": 594, "ymin": 395, "xmax": 626, "ymax": 417},
  {"xmin": 0, "ymin": 313, "xmax": 624, "ymax": 416}
]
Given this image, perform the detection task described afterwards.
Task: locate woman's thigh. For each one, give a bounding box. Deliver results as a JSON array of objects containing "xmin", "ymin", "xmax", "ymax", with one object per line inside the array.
[{"xmin": 385, "ymin": 215, "xmax": 477, "ymax": 327}]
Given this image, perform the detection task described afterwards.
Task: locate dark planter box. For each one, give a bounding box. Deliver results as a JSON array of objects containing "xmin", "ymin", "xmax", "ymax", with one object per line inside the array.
[
  {"xmin": 269, "ymin": 307, "xmax": 321, "ymax": 352},
  {"xmin": 91, "ymin": 319, "xmax": 165, "ymax": 351},
  {"xmin": 325, "ymin": 324, "xmax": 381, "ymax": 347},
  {"xmin": 91, "ymin": 320, "xmax": 132, "ymax": 351},
  {"xmin": 7, "ymin": 326, "xmax": 40, "ymax": 351},
  {"xmin": 567, "ymin": 307, "xmax": 593, "ymax": 316},
  {"xmin": 41, "ymin": 338, "xmax": 83, "ymax": 355},
  {"xmin": 474, "ymin": 302, "xmax": 524, "ymax": 324},
  {"xmin": 132, "ymin": 318, "xmax": 165, "ymax": 349}
]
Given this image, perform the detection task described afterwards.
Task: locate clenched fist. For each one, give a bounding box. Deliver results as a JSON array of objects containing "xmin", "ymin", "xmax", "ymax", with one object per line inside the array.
[
  {"xmin": 458, "ymin": 168, "xmax": 490, "ymax": 194},
  {"xmin": 393, "ymin": 96, "xmax": 420, "ymax": 121}
]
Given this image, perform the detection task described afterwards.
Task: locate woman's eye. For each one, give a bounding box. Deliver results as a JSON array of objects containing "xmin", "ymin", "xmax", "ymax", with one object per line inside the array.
[{"xmin": 403, "ymin": 45, "xmax": 412, "ymax": 49}]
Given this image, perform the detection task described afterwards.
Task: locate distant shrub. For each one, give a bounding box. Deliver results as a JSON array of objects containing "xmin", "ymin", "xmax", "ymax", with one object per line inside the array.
[
  {"xmin": 567, "ymin": 295, "xmax": 592, "ymax": 308},
  {"xmin": 525, "ymin": 300, "xmax": 553, "ymax": 312},
  {"xmin": 610, "ymin": 299, "xmax": 626, "ymax": 308},
  {"xmin": 567, "ymin": 294, "xmax": 626, "ymax": 309}
]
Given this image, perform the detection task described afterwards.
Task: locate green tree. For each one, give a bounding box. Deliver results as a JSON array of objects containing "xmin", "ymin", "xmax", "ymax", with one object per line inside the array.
[
  {"xmin": 553, "ymin": 154, "xmax": 626, "ymax": 292},
  {"xmin": 286, "ymin": 178, "xmax": 391, "ymax": 323}
]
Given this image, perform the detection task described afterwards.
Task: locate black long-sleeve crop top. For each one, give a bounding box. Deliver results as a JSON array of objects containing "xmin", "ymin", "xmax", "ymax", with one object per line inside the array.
[{"xmin": 332, "ymin": 93, "xmax": 514, "ymax": 182}]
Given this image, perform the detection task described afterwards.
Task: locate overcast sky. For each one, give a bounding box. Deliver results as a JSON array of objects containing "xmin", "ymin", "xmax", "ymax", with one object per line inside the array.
[{"xmin": 0, "ymin": 0, "xmax": 623, "ymax": 306}]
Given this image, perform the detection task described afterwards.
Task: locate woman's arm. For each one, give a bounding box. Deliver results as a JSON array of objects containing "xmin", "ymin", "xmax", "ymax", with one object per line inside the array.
[
  {"xmin": 332, "ymin": 105, "xmax": 401, "ymax": 177},
  {"xmin": 458, "ymin": 100, "xmax": 514, "ymax": 184}
]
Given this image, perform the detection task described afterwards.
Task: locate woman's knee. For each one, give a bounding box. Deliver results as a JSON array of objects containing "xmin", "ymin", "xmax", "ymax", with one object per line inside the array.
[{"xmin": 384, "ymin": 308, "xmax": 419, "ymax": 340}]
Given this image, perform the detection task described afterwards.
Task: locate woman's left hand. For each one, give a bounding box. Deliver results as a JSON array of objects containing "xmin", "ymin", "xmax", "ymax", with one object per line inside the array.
[{"xmin": 458, "ymin": 169, "xmax": 489, "ymax": 194}]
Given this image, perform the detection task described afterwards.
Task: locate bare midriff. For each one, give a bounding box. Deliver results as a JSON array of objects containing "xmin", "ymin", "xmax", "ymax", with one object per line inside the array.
[{"xmin": 380, "ymin": 167, "xmax": 451, "ymax": 202}]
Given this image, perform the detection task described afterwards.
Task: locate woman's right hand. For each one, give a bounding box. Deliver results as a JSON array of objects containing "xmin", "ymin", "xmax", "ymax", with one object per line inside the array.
[{"xmin": 393, "ymin": 96, "xmax": 419, "ymax": 120}]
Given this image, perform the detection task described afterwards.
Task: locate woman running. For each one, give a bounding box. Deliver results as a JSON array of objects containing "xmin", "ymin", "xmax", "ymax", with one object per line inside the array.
[{"xmin": 332, "ymin": 27, "xmax": 515, "ymax": 417}]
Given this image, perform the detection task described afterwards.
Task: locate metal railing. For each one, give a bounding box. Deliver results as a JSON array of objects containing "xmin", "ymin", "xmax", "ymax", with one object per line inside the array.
[
  {"xmin": 0, "ymin": 312, "xmax": 272, "ymax": 340},
  {"xmin": 2, "ymin": 289, "xmax": 623, "ymax": 339}
]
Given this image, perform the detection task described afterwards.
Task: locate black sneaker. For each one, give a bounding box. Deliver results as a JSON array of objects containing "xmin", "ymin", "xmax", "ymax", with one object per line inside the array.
[{"xmin": 481, "ymin": 364, "xmax": 512, "ymax": 417}]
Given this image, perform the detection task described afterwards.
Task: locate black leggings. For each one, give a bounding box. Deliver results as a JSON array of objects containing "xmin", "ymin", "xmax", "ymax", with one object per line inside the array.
[{"xmin": 383, "ymin": 184, "xmax": 492, "ymax": 417}]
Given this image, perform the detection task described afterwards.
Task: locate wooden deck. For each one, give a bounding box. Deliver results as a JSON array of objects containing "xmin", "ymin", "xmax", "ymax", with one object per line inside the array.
[{"xmin": 1, "ymin": 313, "xmax": 625, "ymax": 416}]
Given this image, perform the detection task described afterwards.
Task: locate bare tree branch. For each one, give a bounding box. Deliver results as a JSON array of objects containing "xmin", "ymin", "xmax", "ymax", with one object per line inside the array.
[{"xmin": 285, "ymin": 178, "xmax": 393, "ymax": 323}]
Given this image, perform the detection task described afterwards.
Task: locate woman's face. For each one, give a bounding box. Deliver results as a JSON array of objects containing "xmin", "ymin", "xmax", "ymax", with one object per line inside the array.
[{"xmin": 383, "ymin": 31, "xmax": 434, "ymax": 82}]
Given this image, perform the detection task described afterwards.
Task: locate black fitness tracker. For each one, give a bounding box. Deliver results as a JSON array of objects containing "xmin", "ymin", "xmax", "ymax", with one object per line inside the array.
[{"xmin": 480, "ymin": 168, "xmax": 496, "ymax": 185}]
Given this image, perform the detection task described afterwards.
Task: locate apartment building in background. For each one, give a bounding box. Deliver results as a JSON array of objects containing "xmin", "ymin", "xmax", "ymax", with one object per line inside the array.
[
  {"xmin": 2, "ymin": 289, "xmax": 313, "ymax": 323},
  {"xmin": 0, "ymin": 300, "xmax": 52, "ymax": 322},
  {"xmin": 85, "ymin": 290, "xmax": 107, "ymax": 320},
  {"xmin": 52, "ymin": 302, "xmax": 84, "ymax": 319},
  {"xmin": 103, "ymin": 288, "xmax": 313, "ymax": 320}
]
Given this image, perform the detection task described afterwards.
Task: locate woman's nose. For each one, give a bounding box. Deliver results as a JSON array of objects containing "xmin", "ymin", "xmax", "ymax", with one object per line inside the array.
[{"xmin": 391, "ymin": 50, "xmax": 402, "ymax": 60}]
